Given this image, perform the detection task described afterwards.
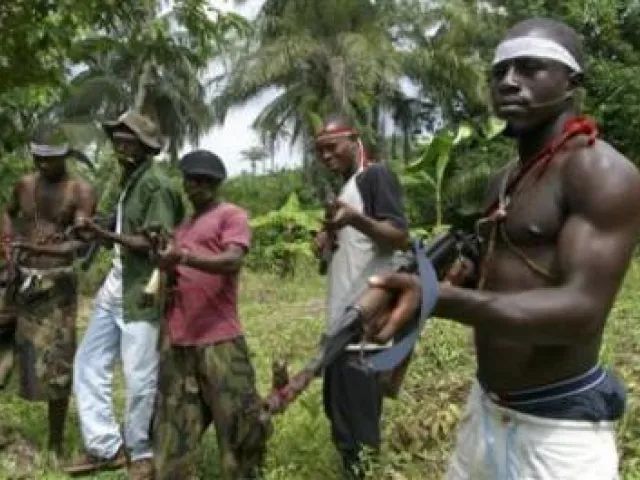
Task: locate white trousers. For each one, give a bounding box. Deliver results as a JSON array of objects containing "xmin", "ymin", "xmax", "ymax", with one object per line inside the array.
[
  {"xmin": 73, "ymin": 294, "xmax": 159, "ymax": 461},
  {"xmin": 446, "ymin": 381, "xmax": 620, "ymax": 480}
]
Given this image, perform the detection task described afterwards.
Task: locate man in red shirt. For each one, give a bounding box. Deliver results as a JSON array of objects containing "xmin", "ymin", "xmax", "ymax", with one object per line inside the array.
[{"xmin": 151, "ymin": 150, "xmax": 267, "ymax": 479}]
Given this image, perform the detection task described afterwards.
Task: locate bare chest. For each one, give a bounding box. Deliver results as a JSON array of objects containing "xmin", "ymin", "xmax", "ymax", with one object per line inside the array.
[
  {"xmin": 18, "ymin": 179, "xmax": 77, "ymax": 228},
  {"xmin": 485, "ymin": 164, "xmax": 565, "ymax": 249}
]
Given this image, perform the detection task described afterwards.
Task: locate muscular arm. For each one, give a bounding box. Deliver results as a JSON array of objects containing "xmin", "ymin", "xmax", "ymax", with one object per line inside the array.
[
  {"xmin": 349, "ymin": 215, "xmax": 408, "ymax": 250},
  {"xmin": 90, "ymin": 226, "xmax": 151, "ymax": 252},
  {"xmin": 435, "ymin": 147, "xmax": 640, "ymax": 345},
  {"xmin": 349, "ymin": 164, "xmax": 409, "ymax": 250},
  {"xmin": 181, "ymin": 244, "xmax": 246, "ymax": 275},
  {"xmin": 92, "ymin": 180, "xmax": 182, "ymax": 253}
]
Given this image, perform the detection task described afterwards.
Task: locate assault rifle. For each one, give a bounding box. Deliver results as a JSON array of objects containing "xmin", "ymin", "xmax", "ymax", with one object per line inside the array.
[
  {"xmin": 318, "ymin": 185, "xmax": 338, "ymax": 275},
  {"xmin": 68, "ymin": 213, "xmax": 117, "ymax": 271},
  {"xmin": 254, "ymin": 229, "xmax": 481, "ymax": 422},
  {"xmin": 137, "ymin": 225, "xmax": 172, "ymax": 308}
]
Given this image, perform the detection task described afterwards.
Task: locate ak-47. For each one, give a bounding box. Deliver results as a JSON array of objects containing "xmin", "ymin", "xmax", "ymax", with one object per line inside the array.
[
  {"xmin": 0, "ymin": 216, "xmax": 110, "ymax": 337},
  {"xmin": 318, "ymin": 186, "xmax": 338, "ymax": 275},
  {"xmin": 254, "ymin": 229, "xmax": 482, "ymax": 424},
  {"xmin": 67, "ymin": 213, "xmax": 117, "ymax": 271}
]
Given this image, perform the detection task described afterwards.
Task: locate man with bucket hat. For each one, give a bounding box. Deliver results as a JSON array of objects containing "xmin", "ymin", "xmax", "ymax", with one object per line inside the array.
[
  {"xmin": 150, "ymin": 150, "xmax": 268, "ymax": 479},
  {"xmin": 66, "ymin": 111, "xmax": 184, "ymax": 479},
  {"xmin": 0, "ymin": 123, "xmax": 96, "ymax": 457}
]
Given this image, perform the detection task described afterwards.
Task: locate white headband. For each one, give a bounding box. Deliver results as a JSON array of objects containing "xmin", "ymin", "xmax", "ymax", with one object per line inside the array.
[
  {"xmin": 493, "ymin": 36, "xmax": 582, "ymax": 73},
  {"xmin": 30, "ymin": 143, "xmax": 69, "ymax": 157}
]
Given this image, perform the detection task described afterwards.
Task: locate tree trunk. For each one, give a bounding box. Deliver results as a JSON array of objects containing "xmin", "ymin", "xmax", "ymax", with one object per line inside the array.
[
  {"xmin": 403, "ymin": 128, "xmax": 410, "ymax": 164},
  {"xmin": 391, "ymin": 133, "xmax": 397, "ymax": 160},
  {"xmin": 328, "ymin": 56, "xmax": 348, "ymax": 114},
  {"xmin": 133, "ymin": 0, "xmax": 156, "ymax": 115},
  {"xmin": 134, "ymin": 60, "xmax": 154, "ymax": 114}
]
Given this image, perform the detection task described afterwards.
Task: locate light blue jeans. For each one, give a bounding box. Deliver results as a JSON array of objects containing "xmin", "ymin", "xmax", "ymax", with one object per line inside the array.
[{"xmin": 73, "ymin": 294, "xmax": 159, "ymax": 461}]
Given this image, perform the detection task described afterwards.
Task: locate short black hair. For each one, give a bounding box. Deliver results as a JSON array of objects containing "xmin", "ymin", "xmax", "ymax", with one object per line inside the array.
[{"xmin": 505, "ymin": 18, "xmax": 585, "ymax": 72}]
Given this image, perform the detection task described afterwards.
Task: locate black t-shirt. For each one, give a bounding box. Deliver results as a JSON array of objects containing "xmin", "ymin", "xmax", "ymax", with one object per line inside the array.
[{"xmin": 355, "ymin": 163, "xmax": 408, "ymax": 231}]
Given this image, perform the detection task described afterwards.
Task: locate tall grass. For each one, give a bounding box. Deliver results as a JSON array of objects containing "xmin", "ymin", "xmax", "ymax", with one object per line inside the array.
[{"xmin": 1, "ymin": 262, "xmax": 639, "ymax": 479}]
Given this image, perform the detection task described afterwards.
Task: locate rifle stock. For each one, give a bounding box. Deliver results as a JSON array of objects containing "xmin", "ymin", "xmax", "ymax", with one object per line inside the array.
[{"xmin": 256, "ymin": 229, "xmax": 481, "ymax": 421}]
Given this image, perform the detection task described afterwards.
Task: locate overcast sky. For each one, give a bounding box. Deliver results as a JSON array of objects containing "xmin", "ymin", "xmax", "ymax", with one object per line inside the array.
[{"xmin": 192, "ymin": 0, "xmax": 303, "ymax": 177}]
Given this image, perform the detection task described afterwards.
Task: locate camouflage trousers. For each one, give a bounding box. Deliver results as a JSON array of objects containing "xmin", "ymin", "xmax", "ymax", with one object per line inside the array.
[
  {"xmin": 0, "ymin": 324, "xmax": 14, "ymax": 389},
  {"xmin": 14, "ymin": 270, "xmax": 77, "ymax": 401},
  {"xmin": 0, "ymin": 279, "xmax": 17, "ymax": 389},
  {"xmin": 153, "ymin": 335, "xmax": 270, "ymax": 480}
]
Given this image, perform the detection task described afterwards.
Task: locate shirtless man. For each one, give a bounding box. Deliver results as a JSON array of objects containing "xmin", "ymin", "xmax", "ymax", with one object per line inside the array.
[
  {"xmin": 1, "ymin": 125, "xmax": 96, "ymax": 456},
  {"xmin": 364, "ymin": 18, "xmax": 640, "ymax": 479}
]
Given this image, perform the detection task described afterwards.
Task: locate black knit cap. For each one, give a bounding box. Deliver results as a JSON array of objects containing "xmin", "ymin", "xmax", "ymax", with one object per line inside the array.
[{"xmin": 179, "ymin": 149, "xmax": 227, "ymax": 182}]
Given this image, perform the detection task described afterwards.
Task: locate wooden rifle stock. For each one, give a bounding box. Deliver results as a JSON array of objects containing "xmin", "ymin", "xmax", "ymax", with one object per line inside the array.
[{"xmin": 257, "ymin": 230, "xmax": 481, "ymax": 422}]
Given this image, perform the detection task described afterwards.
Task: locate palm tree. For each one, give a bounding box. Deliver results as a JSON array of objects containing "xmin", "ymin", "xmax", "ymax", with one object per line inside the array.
[
  {"xmin": 212, "ymin": 0, "xmax": 498, "ymax": 176},
  {"xmin": 240, "ymin": 145, "xmax": 270, "ymax": 175},
  {"xmin": 54, "ymin": 1, "xmax": 249, "ymax": 162},
  {"xmin": 212, "ymin": 0, "xmax": 408, "ymax": 162}
]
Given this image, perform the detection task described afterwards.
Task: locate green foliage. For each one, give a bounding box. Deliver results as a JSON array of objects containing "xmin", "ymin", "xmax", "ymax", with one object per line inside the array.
[
  {"xmin": 247, "ymin": 193, "xmax": 322, "ymax": 277},
  {"xmin": 0, "ymin": 155, "xmax": 32, "ymax": 206},
  {"xmin": 221, "ymin": 169, "xmax": 322, "ymax": 217},
  {"xmin": 400, "ymin": 115, "xmax": 507, "ymax": 230},
  {"xmin": 491, "ymin": 0, "xmax": 640, "ymax": 163},
  {"xmin": 2, "ymin": 265, "xmax": 640, "ymax": 478}
]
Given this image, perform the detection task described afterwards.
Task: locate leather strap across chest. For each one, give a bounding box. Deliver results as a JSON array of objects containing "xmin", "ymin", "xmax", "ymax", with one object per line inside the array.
[{"xmin": 477, "ymin": 116, "xmax": 599, "ymax": 289}]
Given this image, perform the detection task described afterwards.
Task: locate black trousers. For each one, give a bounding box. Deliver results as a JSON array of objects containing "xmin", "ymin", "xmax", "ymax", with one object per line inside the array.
[{"xmin": 323, "ymin": 351, "xmax": 383, "ymax": 477}]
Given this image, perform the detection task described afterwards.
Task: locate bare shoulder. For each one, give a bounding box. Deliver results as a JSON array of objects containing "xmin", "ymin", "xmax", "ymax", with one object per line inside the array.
[
  {"xmin": 563, "ymin": 139, "xmax": 640, "ymax": 228},
  {"xmin": 69, "ymin": 178, "xmax": 96, "ymax": 213},
  {"xmin": 483, "ymin": 161, "xmax": 513, "ymax": 208},
  {"xmin": 17, "ymin": 173, "xmax": 37, "ymax": 190}
]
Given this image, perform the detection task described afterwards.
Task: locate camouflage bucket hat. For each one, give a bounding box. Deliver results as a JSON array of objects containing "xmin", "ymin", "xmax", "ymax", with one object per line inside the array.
[{"xmin": 102, "ymin": 111, "xmax": 163, "ymax": 152}]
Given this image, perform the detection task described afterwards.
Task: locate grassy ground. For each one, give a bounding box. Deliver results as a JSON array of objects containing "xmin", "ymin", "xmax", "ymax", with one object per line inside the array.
[{"xmin": 1, "ymin": 262, "xmax": 640, "ymax": 479}]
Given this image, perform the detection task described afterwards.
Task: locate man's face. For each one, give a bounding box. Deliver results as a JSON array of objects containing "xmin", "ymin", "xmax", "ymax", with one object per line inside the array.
[
  {"xmin": 112, "ymin": 132, "xmax": 145, "ymax": 167},
  {"xmin": 183, "ymin": 174, "xmax": 218, "ymax": 207},
  {"xmin": 315, "ymin": 135, "xmax": 355, "ymax": 175},
  {"xmin": 490, "ymin": 50, "xmax": 573, "ymax": 133},
  {"xmin": 34, "ymin": 155, "xmax": 66, "ymax": 180}
]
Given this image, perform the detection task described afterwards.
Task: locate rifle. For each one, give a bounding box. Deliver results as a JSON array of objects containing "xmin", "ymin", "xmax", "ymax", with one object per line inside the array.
[
  {"xmin": 137, "ymin": 225, "xmax": 172, "ymax": 308},
  {"xmin": 318, "ymin": 185, "xmax": 338, "ymax": 275},
  {"xmin": 66, "ymin": 213, "xmax": 117, "ymax": 271},
  {"xmin": 255, "ymin": 229, "xmax": 481, "ymax": 422}
]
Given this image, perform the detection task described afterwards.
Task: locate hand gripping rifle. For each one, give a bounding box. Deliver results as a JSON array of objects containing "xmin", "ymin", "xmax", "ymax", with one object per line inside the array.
[
  {"xmin": 255, "ymin": 229, "xmax": 481, "ymax": 423},
  {"xmin": 138, "ymin": 225, "xmax": 173, "ymax": 308}
]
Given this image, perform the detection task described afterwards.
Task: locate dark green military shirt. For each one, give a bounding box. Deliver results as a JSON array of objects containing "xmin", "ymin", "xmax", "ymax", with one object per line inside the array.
[{"xmin": 120, "ymin": 160, "xmax": 184, "ymax": 323}]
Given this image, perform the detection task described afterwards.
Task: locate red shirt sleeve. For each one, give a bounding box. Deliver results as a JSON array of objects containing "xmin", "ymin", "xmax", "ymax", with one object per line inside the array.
[{"xmin": 221, "ymin": 206, "xmax": 251, "ymax": 251}]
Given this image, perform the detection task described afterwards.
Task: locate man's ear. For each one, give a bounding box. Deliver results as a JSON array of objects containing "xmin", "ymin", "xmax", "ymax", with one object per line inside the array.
[{"xmin": 568, "ymin": 71, "xmax": 583, "ymax": 89}]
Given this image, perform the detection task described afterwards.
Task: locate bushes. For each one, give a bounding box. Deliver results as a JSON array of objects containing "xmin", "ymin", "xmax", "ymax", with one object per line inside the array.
[{"xmin": 247, "ymin": 193, "xmax": 323, "ymax": 278}]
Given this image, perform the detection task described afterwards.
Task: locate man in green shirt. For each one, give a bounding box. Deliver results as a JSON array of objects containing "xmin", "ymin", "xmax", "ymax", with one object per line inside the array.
[{"xmin": 64, "ymin": 112, "xmax": 184, "ymax": 480}]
